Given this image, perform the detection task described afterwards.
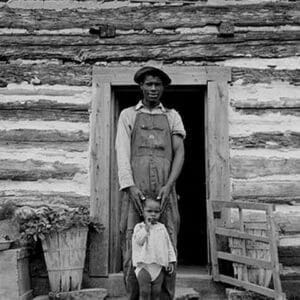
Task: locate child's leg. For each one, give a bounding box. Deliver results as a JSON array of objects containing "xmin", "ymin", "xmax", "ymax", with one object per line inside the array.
[
  {"xmin": 137, "ymin": 268, "xmax": 152, "ymax": 300},
  {"xmin": 151, "ymin": 270, "xmax": 164, "ymax": 300}
]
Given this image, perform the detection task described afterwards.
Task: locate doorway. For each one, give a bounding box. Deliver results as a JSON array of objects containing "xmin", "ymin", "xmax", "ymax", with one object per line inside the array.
[{"xmin": 114, "ymin": 85, "xmax": 207, "ymax": 267}]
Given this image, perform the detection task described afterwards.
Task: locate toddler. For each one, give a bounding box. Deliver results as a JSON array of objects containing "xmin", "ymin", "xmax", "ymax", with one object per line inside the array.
[{"xmin": 132, "ymin": 197, "xmax": 176, "ymax": 300}]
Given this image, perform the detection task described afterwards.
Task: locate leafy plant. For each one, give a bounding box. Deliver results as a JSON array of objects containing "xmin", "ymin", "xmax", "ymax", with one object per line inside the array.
[{"xmin": 16, "ymin": 205, "xmax": 104, "ymax": 242}]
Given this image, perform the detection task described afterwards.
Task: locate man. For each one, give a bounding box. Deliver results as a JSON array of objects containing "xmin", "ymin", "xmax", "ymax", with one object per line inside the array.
[{"xmin": 116, "ymin": 66, "xmax": 185, "ymax": 299}]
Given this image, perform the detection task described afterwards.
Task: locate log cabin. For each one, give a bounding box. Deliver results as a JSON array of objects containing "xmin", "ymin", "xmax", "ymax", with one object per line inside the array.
[{"xmin": 0, "ymin": 0, "xmax": 299, "ymax": 298}]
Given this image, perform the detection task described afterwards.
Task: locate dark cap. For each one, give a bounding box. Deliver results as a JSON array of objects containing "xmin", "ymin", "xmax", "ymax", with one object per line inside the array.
[{"xmin": 134, "ymin": 66, "xmax": 171, "ymax": 86}]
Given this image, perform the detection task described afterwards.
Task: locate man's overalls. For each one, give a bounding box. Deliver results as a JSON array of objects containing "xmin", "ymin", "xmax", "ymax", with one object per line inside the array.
[{"xmin": 120, "ymin": 111, "xmax": 180, "ymax": 300}]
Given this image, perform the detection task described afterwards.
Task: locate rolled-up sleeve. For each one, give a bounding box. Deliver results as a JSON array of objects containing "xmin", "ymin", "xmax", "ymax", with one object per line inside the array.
[
  {"xmin": 169, "ymin": 109, "xmax": 186, "ymax": 139},
  {"xmin": 115, "ymin": 109, "xmax": 135, "ymax": 190}
]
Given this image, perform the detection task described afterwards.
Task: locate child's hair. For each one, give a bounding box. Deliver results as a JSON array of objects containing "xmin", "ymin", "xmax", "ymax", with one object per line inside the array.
[{"xmin": 142, "ymin": 193, "xmax": 161, "ymax": 209}]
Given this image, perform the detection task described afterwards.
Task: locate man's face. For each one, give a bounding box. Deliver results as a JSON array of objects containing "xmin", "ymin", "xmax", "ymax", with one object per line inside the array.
[{"xmin": 140, "ymin": 75, "xmax": 164, "ymax": 107}]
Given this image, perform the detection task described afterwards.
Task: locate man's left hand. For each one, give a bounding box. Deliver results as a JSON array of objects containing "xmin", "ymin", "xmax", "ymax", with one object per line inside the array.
[{"xmin": 157, "ymin": 184, "xmax": 171, "ymax": 211}]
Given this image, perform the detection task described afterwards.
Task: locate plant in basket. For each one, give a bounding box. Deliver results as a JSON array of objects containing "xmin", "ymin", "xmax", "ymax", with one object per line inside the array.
[
  {"xmin": 16, "ymin": 205, "xmax": 104, "ymax": 293},
  {"xmin": 0, "ymin": 202, "xmax": 18, "ymax": 250}
]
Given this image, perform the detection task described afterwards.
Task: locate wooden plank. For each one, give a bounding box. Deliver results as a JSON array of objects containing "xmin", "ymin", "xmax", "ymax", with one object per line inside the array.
[
  {"xmin": 0, "ymin": 159, "xmax": 84, "ymax": 181},
  {"xmin": 109, "ymin": 89, "xmax": 122, "ymax": 273},
  {"xmin": 231, "ymin": 67, "xmax": 300, "ymax": 85},
  {"xmin": 215, "ymin": 227, "xmax": 270, "ymax": 243},
  {"xmin": 206, "ymin": 80, "xmax": 230, "ymax": 278},
  {"xmin": 0, "ymin": 129, "xmax": 89, "ymax": 142},
  {"xmin": 279, "ymin": 245, "xmax": 300, "ymax": 266},
  {"xmin": 0, "ymin": 141, "xmax": 88, "ymax": 152},
  {"xmin": 0, "ymin": 191, "xmax": 89, "ymax": 208},
  {"xmin": 0, "ymin": 109, "xmax": 89, "ymax": 122},
  {"xmin": 239, "ymin": 208, "xmax": 248, "ymax": 282},
  {"xmin": 267, "ymin": 206, "xmax": 283, "ymax": 295},
  {"xmin": 207, "ymin": 200, "xmax": 220, "ymax": 280},
  {"xmin": 0, "ymin": 39, "xmax": 297, "ymax": 62},
  {"xmin": 230, "ymin": 156, "xmax": 300, "ymax": 179},
  {"xmin": 0, "ymin": 63, "xmax": 92, "ymax": 86},
  {"xmin": 207, "ymin": 81, "xmax": 230, "ymax": 203},
  {"xmin": 0, "ymin": 4, "xmax": 298, "ymax": 30},
  {"xmin": 1, "ymin": 63, "xmax": 298, "ymax": 87},
  {"xmin": 0, "ymin": 100, "xmax": 89, "ymax": 122},
  {"xmin": 89, "ymin": 81, "xmax": 111, "ymax": 277},
  {"xmin": 217, "ymin": 251, "xmax": 272, "ymax": 269},
  {"xmin": 232, "ymin": 179, "xmax": 300, "ymax": 200},
  {"xmin": 94, "ymin": 66, "xmax": 231, "ymax": 86},
  {"xmin": 219, "ymin": 274, "xmax": 285, "ymax": 299},
  {"xmin": 211, "ymin": 200, "xmax": 272, "ymax": 211},
  {"xmin": 230, "ymin": 131, "xmax": 300, "ymax": 149},
  {"xmin": 1, "ymin": 32, "xmax": 298, "ymax": 47}
]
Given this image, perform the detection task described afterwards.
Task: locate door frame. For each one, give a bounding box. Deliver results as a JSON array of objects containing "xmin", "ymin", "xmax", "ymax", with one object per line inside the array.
[{"xmin": 89, "ymin": 66, "xmax": 231, "ymax": 276}]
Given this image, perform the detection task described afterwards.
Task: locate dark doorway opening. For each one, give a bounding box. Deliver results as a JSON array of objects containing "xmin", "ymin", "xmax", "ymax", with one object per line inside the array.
[{"xmin": 115, "ymin": 85, "xmax": 207, "ymax": 267}]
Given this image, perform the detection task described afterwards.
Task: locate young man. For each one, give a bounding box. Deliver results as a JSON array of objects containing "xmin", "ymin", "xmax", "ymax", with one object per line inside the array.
[{"xmin": 116, "ymin": 66, "xmax": 185, "ymax": 299}]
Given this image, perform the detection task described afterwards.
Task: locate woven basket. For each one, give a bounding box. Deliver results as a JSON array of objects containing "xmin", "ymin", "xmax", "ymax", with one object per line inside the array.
[{"xmin": 41, "ymin": 227, "xmax": 88, "ymax": 293}]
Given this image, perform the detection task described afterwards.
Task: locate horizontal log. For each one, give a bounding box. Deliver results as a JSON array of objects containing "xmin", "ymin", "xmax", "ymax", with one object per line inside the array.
[
  {"xmin": 0, "ymin": 84, "xmax": 90, "ymax": 96},
  {"xmin": 0, "ymin": 159, "xmax": 86, "ymax": 181},
  {"xmin": 0, "ymin": 63, "xmax": 92, "ymax": 86},
  {"xmin": 230, "ymin": 131, "xmax": 300, "ymax": 149},
  {"xmin": 0, "ymin": 3, "xmax": 298, "ymax": 31},
  {"xmin": 1, "ymin": 62, "xmax": 299, "ymax": 87},
  {"xmin": 0, "ymin": 141, "xmax": 88, "ymax": 152},
  {"xmin": 232, "ymin": 108, "xmax": 300, "ymax": 117},
  {"xmin": 1, "ymin": 31, "xmax": 299, "ymax": 46},
  {"xmin": 281, "ymin": 266, "xmax": 300, "ymax": 278},
  {"xmin": 0, "ymin": 190, "xmax": 89, "ymax": 207},
  {"xmin": 0, "ymin": 100, "xmax": 90, "ymax": 121},
  {"xmin": 230, "ymin": 156, "xmax": 300, "ymax": 179},
  {"xmin": 230, "ymin": 99, "xmax": 300, "ymax": 109},
  {"xmin": 230, "ymin": 81, "xmax": 300, "ymax": 116},
  {"xmin": 231, "ymin": 67, "xmax": 300, "ymax": 85},
  {"xmin": 280, "ymin": 248, "xmax": 300, "ymax": 266},
  {"xmin": 224, "ymin": 57, "xmax": 300, "ymax": 70},
  {"xmin": 0, "ymin": 35, "xmax": 298, "ymax": 62},
  {"xmin": 1, "ymin": 176, "xmax": 89, "ymax": 195},
  {"xmin": 232, "ymin": 197, "xmax": 300, "ymax": 205},
  {"xmin": 0, "ymin": 129, "xmax": 89, "ymax": 142},
  {"xmin": 0, "ymin": 100, "xmax": 89, "ymax": 111},
  {"xmin": 0, "ymin": 110, "xmax": 89, "ymax": 122},
  {"xmin": 231, "ymin": 94, "xmax": 300, "ymax": 116},
  {"xmin": 232, "ymin": 178, "xmax": 300, "ymax": 201},
  {"xmin": 0, "ymin": 144, "xmax": 88, "ymax": 163}
]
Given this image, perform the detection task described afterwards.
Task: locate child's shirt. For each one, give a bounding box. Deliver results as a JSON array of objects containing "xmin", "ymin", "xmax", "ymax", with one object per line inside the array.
[{"xmin": 132, "ymin": 222, "xmax": 176, "ymax": 276}]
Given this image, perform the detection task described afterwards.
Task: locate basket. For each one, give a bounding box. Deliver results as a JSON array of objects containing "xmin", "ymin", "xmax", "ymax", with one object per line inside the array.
[
  {"xmin": 41, "ymin": 227, "xmax": 88, "ymax": 293},
  {"xmin": 229, "ymin": 221, "xmax": 272, "ymax": 287},
  {"xmin": 0, "ymin": 240, "xmax": 12, "ymax": 251}
]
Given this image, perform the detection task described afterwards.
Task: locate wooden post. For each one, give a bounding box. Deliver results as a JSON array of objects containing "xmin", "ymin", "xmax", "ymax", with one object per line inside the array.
[
  {"xmin": 207, "ymin": 81, "xmax": 230, "ymax": 204},
  {"xmin": 89, "ymin": 80, "xmax": 111, "ymax": 277},
  {"xmin": 267, "ymin": 206, "xmax": 285, "ymax": 299}
]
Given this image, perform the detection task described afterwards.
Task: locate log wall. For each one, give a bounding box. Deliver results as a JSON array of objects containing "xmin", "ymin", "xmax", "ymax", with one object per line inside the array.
[{"xmin": 0, "ymin": 0, "xmax": 299, "ymax": 296}]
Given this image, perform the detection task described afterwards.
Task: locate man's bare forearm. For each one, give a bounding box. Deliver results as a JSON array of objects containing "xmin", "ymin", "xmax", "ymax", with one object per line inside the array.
[{"xmin": 166, "ymin": 136, "xmax": 185, "ymax": 188}]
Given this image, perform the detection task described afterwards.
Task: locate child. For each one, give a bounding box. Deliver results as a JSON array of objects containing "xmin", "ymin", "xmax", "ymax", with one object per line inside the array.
[{"xmin": 132, "ymin": 197, "xmax": 176, "ymax": 300}]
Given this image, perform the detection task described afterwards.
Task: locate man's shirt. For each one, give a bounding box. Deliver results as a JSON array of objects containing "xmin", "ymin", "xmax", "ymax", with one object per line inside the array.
[{"xmin": 115, "ymin": 100, "xmax": 186, "ymax": 190}]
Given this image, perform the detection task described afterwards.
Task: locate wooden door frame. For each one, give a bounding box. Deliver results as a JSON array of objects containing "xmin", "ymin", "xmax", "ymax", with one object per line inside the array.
[{"xmin": 89, "ymin": 66, "xmax": 231, "ymax": 276}]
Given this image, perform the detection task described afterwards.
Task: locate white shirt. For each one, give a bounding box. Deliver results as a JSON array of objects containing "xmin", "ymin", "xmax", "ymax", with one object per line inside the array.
[
  {"xmin": 132, "ymin": 222, "xmax": 177, "ymax": 270},
  {"xmin": 115, "ymin": 101, "xmax": 186, "ymax": 190}
]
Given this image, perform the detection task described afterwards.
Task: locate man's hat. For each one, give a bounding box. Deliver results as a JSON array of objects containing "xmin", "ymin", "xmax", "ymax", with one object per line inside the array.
[{"xmin": 134, "ymin": 66, "xmax": 171, "ymax": 86}]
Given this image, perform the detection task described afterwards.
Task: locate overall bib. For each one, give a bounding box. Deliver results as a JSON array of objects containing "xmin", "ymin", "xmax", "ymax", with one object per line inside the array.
[{"xmin": 120, "ymin": 112, "xmax": 180, "ymax": 300}]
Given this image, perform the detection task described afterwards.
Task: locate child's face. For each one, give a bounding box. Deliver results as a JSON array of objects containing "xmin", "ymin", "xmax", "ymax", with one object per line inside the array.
[{"xmin": 143, "ymin": 199, "xmax": 161, "ymax": 224}]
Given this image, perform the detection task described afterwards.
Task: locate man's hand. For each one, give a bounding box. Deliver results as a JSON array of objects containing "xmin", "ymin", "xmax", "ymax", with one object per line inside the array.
[
  {"xmin": 125, "ymin": 186, "xmax": 145, "ymax": 215},
  {"xmin": 166, "ymin": 262, "xmax": 175, "ymax": 274},
  {"xmin": 157, "ymin": 184, "xmax": 171, "ymax": 211}
]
